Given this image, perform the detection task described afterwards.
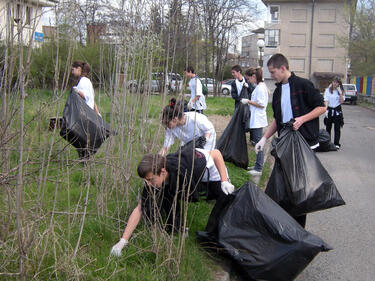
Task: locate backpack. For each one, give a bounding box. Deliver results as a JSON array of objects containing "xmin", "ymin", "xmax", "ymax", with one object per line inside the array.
[{"xmin": 197, "ymin": 77, "xmax": 208, "ymax": 96}]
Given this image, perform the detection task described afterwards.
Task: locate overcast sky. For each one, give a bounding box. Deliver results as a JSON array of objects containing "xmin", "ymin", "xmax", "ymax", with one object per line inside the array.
[{"xmin": 41, "ymin": 0, "xmax": 267, "ymax": 52}]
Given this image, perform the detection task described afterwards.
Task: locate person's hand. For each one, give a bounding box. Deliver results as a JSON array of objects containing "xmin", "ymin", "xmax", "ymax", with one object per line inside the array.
[
  {"xmin": 221, "ymin": 181, "xmax": 235, "ymax": 195},
  {"xmin": 241, "ymin": 98, "xmax": 249, "ymax": 105},
  {"xmin": 255, "ymin": 137, "xmax": 267, "ymax": 154},
  {"xmin": 110, "ymin": 238, "xmax": 128, "ymax": 257},
  {"xmin": 292, "ymin": 117, "xmax": 304, "ymax": 131},
  {"xmin": 187, "ymin": 101, "xmax": 193, "ymax": 110},
  {"xmin": 72, "ymin": 86, "xmax": 79, "ymax": 94}
]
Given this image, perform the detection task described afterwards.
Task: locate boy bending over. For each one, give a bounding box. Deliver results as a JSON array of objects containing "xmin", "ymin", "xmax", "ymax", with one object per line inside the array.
[{"xmin": 110, "ymin": 148, "xmax": 234, "ymax": 256}]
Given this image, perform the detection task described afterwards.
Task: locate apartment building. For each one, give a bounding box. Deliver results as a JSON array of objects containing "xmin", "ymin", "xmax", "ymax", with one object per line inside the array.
[
  {"xmin": 240, "ymin": 28, "xmax": 265, "ymax": 69},
  {"xmin": 262, "ymin": 0, "xmax": 354, "ymax": 91},
  {"xmin": 0, "ymin": 0, "xmax": 58, "ymax": 45}
]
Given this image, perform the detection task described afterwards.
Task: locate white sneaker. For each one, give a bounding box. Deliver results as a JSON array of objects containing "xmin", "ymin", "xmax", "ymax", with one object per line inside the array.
[
  {"xmin": 247, "ymin": 166, "xmax": 255, "ymax": 171},
  {"xmin": 249, "ymin": 170, "xmax": 262, "ymax": 176},
  {"xmin": 335, "ymin": 145, "xmax": 340, "ymax": 149}
]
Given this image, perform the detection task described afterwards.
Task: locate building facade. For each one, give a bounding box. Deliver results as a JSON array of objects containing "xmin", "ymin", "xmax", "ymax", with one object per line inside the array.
[
  {"xmin": 240, "ymin": 28, "xmax": 265, "ymax": 69},
  {"xmin": 262, "ymin": 0, "xmax": 354, "ymax": 92},
  {"xmin": 0, "ymin": 0, "xmax": 58, "ymax": 45}
]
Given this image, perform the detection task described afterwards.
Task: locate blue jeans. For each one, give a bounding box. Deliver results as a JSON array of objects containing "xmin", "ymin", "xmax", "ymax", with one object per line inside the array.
[{"xmin": 250, "ymin": 128, "xmax": 264, "ymax": 171}]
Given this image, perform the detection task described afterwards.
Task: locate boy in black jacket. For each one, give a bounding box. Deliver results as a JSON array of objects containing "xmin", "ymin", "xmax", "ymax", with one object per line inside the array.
[
  {"xmin": 110, "ymin": 147, "xmax": 234, "ymax": 256},
  {"xmin": 255, "ymin": 53, "xmax": 326, "ymax": 227},
  {"xmin": 230, "ymin": 65, "xmax": 255, "ymax": 109}
]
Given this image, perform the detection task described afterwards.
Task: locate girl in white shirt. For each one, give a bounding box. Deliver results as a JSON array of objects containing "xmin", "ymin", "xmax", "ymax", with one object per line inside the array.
[
  {"xmin": 71, "ymin": 61, "xmax": 100, "ymax": 115},
  {"xmin": 324, "ymin": 76, "xmax": 345, "ymax": 149},
  {"xmin": 241, "ymin": 68, "xmax": 268, "ymax": 175},
  {"xmin": 159, "ymin": 98, "xmax": 216, "ymax": 156}
]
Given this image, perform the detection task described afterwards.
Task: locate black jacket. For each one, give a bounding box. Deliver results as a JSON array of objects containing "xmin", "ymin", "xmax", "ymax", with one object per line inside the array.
[
  {"xmin": 231, "ymin": 78, "xmax": 255, "ymax": 109},
  {"xmin": 272, "ymin": 73, "xmax": 324, "ymax": 146}
]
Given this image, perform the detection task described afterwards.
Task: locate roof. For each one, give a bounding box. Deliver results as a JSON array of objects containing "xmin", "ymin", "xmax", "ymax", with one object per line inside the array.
[
  {"xmin": 26, "ymin": 0, "xmax": 58, "ymax": 7},
  {"xmin": 252, "ymin": 28, "xmax": 264, "ymax": 34},
  {"xmin": 262, "ymin": 0, "xmax": 350, "ymax": 5},
  {"xmin": 313, "ymin": 72, "xmax": 344, "ymax": 79}
]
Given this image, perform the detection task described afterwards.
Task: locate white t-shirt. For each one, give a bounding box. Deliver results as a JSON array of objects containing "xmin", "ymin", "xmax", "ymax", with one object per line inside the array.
[
  {"xmin": 324, "ymin": 88, "xmax": 344, "ymax": 109},
  {"xmin": 281, "ymin": 83, "xmax": 293, "ymax": 123},
  {"xmin": 163, "ymin": 112, "xmax": 216, "ymax": 150},
  {"xmin": 77, "ymin": 77, "xmax": 95, "ymax": 110},
  {"xmin": 249, "ymin": 82, "xmax": 268, "ymax": 129},
  {"xmin": 188, "ymin": 77, "xmax": 207, "ymax": 110},
  {"xmin": 235, "ymin": 79, "xmax": 245, "ymax": 96},
  {"xmin": 196, "ymin": 148, "xmax": 228, "ymax": 182}
]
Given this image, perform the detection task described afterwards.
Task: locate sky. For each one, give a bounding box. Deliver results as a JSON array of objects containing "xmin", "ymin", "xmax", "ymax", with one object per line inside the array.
[{"xmin": 41, "ymin": 0, "xmax": 267, "ymax": 52}]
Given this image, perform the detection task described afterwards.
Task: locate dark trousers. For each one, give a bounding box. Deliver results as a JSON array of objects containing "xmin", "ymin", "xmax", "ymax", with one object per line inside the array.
[
  {"xmin": 250, "ymin": 128, "xmax": 264, "ymax": 171},
  {"xmin": 190, "ymin": 109, "xmax": 203, "ymax": 114},
  {"xmin": 325, "ymin": 117, "xmax": 341, "ymax": 146}
]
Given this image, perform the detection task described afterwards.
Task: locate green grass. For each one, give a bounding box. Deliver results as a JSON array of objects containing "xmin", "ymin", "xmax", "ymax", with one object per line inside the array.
[{"xmin": 1, "ymin": 90, "xmax": 273, "ymax": 280}]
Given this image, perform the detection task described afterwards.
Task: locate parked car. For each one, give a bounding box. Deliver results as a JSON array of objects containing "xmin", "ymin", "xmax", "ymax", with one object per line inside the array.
[
  {"xmin": 220, "ymin": 79, "xmax": 234, "ymax": 95},
  {"xmin": 186, "ymin": 77, "xmax": 217, "ymax": 93},
  {"xmin": 200, "ymin": 77, "xmax": 216, "ymax": 93},
  {"xmin": 150, "ymin": 72, "xmax": 183, "ymax": 92},
  {"xmin": 343, "ymin": 83, "xmax": 357, "ymax": 105}
]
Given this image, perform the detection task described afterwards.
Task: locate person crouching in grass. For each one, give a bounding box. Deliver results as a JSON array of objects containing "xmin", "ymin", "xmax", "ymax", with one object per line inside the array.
[{"xmin": 110, "ymin": 147, "xmax": 234, "ymax": 256}]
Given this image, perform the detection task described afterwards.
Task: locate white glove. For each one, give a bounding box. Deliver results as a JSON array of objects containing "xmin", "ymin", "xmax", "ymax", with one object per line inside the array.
[
  {"xmin": 187, "ymin": 101, "xmax": 193, "ymax": 110},
  {"xmin": 255, "ymin": 137, "xmax": 267, "ymax": 154},
  {"xmin": 243, "ymin": 82, "xmax": 249, "ymax": 88},
  {"xmin": 221, "ymin": 181, "xmax": 235, "ymax": 195},
  {"xmin": 241, "ymin": 98, "xmax": 249, "ymax": 105},
  {"xmin": 110, "ymin": 238, "xmax": 128, "ymax": 257},
  {"xmin": 72, "ymin": 86, "xmax": 79, "ymax": 94}
]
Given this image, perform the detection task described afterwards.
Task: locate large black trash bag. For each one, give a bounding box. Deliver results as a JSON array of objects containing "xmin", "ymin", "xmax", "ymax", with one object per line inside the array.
[
  {"xmin": 197, "ymin": 182, "xmax": 331, "ymax": 281},
  {"xmin": 60, "ymin": 91, "xmax": 111, "ymax": 152},
  {"xmin": 216, "ymin": 104, "xmax": 248, "ymax": 169},
  {"xmin": 265, "ymin": 123, "xmax": 345, "ymax": 217},
  {"xmin": 315, "ymin": 129, "xmax": 337, "ymax": 152}
]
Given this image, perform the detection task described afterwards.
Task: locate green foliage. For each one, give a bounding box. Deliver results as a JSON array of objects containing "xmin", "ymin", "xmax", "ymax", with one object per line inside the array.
[{"xmin": 347, "ymin": 0, "xmax": 375, "ymax": 76}]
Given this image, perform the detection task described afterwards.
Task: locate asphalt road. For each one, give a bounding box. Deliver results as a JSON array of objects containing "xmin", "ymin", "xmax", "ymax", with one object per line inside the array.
[{"xmin": 296, "ymin": 104, "xmax": 375, "ymax": 281}]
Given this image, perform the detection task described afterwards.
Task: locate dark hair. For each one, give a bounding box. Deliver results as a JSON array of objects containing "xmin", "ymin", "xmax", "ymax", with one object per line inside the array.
[
  {"xmin": 267, "ymin": 53, "xmax": 289, "ymax": 70},
  {"xmin": 329, "ymin": 76, "xmax": 345, "ymax": 94},
  {"xmin": 231, "ymin": 65, "xmax": 242, "ymax": 73},
  {"xmin": 137, "ymin": 154, "xmax": 166, "ymax": 178},
  {"xmin": 184, "ymin": 66, "xmax": 194, "ymax": 73},
  {"xmin": 255, "ymin": 67, "xmax": 263, "ymax": 84},
  {"xmin": 244, "ymin": 68, "xmax": 256, "ymax": 77},
  {"xmin": 72, "ymin": 60, "xmax": 91, "ymax": 77},
  {"xmin": 162, "ymin": 98, "xmax": 184, "ymax": 127}
]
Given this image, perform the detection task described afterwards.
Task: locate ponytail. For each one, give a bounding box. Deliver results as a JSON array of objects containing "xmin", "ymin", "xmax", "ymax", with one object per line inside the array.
[{"xmin": 162, "ymin": 98, "xmax": 184, "ymax": 127}]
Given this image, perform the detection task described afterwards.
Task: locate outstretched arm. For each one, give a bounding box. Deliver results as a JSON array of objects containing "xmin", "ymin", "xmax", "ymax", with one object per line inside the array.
[
  {"xmin": 121, "ymin": 203, "xmax": 142, "ymax": 240},
  {"xmin": 209, "ymin": 149, "xmax": 228, "ymax": 182},
  {"xmin": 111, "ymin": 203, "xmax": 142, "ymax": 256}
]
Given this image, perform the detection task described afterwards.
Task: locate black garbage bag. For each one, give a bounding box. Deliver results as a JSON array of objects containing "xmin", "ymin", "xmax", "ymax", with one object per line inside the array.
[
  {"xmin": 197, "ymin": 182, "xmax": 331, "ymax": 281},
  {"xmin": 60, "ymin": 91, "xmax": 111, "ymax": 153},
  {"xmin": 216, "ymin": 105, "xmax": 248, "ymax": 169},
  {"xmin": 265, "ymin": 123, "xmax": 345, "ymax": 217},
  {"xmin": 315, "ymin": 129, "xmax": 337, "ymax": 152}
]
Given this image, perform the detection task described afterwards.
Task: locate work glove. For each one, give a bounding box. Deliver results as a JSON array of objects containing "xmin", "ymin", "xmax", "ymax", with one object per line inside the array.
[
  {"xmin": 255, "ymin": 137, "xmax": 267, "ymax": 154},
  {"xmin": 187, "ymin": 101, "xmax": 193, "ymax": 110},
  {"xmin": 221, "ymin": 181, "xmax": 235, "ymax": 195},
  {"xmin": 110, "ymin": 238, "xmax": 128, "ymax": 257},
  {"xmin": 241, "ymin": 98, "xmax": 249, "ymax": 105}
]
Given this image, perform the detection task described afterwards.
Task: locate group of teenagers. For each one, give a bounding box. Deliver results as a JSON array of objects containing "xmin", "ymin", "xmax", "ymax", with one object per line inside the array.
[{"xmin": 68, "ymin": 54, "xmax": 345, "ymax": 257}]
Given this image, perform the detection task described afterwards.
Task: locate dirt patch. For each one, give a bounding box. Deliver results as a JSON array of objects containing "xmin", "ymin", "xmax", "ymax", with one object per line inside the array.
[{"xmin": 208, "ymin": 114, "xmax": 231, "ymax": 137}]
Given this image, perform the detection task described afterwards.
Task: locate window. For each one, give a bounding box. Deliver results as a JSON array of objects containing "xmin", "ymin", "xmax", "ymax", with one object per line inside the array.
[
  {"xmin": 270, "ymin": 6, "xmax": 280, "ymax": 22},
  {"xmin": 265, "ymin": 29, "xmax": 280, "ymax": 47},
  {"xmin": 14, "ymin": 4, "xmax": 21, "ymax": 23},
  {"xmin": 26, "ymin": 6, "xmax": 32, "ymax": 25}
]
